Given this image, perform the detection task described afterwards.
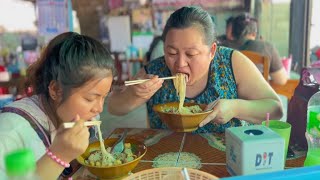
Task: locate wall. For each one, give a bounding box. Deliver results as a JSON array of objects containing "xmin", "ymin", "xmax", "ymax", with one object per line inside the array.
[
  {"xmin": 213, "ymin": 0, "xmax": 291, "ymax": 57},
  {"xmin": 260, "ymin": 1, "xmax": 291, "ymax": 57},
  {"xmin": 72, "ymin": 0, "xmax": 107, "ymax": 40}
]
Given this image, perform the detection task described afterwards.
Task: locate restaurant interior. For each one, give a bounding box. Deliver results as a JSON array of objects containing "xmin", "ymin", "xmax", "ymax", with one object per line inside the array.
[{"xmin": 0, "ymin": 0, "xmax": 320, "ymax": 179}]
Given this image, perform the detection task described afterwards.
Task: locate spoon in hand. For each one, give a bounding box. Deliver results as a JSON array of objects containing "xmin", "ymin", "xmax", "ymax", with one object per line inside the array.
[
  {"xmin": 111, "ymin": 129, "xmax": 128, "ymax": 154},
  {"xmin": 204, "ymin": 97, "xmax": 220, "ymax": 112}
]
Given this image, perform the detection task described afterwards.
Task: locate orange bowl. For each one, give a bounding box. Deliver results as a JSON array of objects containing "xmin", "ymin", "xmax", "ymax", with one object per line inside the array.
[
  {"xmin": 76, "ymin": 138, "xmax": 147, "ymax": 179},
  {"xmin": 153, "ymin": 102, "xmax": 213, "ymax": 132}
]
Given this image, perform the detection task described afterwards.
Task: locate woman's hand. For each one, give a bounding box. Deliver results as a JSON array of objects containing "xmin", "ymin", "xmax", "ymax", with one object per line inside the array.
[
  {"xmin": 49, "ymin": 115, "xmax": 90, "ymax": 162},
  {"xmin": 129, "ymin": 74, "xmax": 164, "ymax": 100},
  {"xmin": 199, "ymin": 99, "xmax": 237, "ymax": 127}
]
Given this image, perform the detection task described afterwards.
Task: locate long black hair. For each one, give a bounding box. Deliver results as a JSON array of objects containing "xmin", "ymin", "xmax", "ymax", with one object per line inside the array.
[{"xmin": 27, "ymin": 32, "xmax": 115, "ymax": 100}]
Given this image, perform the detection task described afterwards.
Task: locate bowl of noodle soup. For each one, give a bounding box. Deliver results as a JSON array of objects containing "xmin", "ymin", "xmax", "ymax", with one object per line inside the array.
[
  {"xmin": 76, "ymin": 138, "xmax": 147, "ymax": 179},
  {"xmin": 153, "ymin": 73, "xmax": 214, "ymax": 132},
  {"xmin": 153, "ymin": 102, "xmax": 213, "ymax": 132}
]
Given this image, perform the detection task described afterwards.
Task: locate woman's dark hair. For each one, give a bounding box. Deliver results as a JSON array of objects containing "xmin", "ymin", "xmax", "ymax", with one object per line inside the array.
[
  {"xmin": 162, "ymin": 6, "xmax": 216, "ymax": 46},
  {"xmin": 232, "ymin": 13, "xmax": 258, "ymax": 40},
  {"xmin": 226, "ymin": 16, "xmax": 234, "ymax": 26},
  {"xmin": 27, "ymin": 32, "xmax": 115, "ymax": 100}
]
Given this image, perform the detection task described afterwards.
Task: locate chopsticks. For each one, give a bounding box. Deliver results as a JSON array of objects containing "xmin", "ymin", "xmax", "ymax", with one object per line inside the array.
[
  {"xmin": 124, "ymin": 76, "xmax": 176, "ymax": 86},
  {"xmin": 63, "ymin": 121, "xmax": 101, "ymax": 128}
]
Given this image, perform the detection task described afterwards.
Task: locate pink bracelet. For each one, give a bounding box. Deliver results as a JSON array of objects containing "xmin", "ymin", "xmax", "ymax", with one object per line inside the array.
[{"xmin": 46, "ymin": 148, "xmax": 70, "ymax": 168}]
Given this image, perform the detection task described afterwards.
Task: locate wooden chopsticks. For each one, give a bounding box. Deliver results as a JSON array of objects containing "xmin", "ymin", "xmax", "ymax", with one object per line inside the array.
[
  {"xmin": 124, "ymin": 76, "xmax": 176, "ymax": 86},
  {"xmin": 63, "ymin": 121, "xmax": 101, "ymax": 128}
]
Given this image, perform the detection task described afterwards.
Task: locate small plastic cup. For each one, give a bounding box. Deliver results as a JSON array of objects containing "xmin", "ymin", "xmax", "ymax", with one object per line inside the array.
[{"xmin": 262, "ymin": 120, "xmax": 291, "ymax": 162}]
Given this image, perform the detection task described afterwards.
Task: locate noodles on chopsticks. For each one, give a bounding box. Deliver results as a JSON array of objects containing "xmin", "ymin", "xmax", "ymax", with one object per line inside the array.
[
  {"xmin": 160, "ymin": 73, "xmax": 202, "ymax": 114},
  {"xmin": 173, "ymin": 73, "xmax": 194, "ymax": 114}
]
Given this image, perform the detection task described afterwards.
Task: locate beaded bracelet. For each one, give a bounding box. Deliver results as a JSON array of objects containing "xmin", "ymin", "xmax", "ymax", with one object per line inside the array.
[{"xmin": 46, "ymin": 148, "xmax": 70, "ymax": 168}]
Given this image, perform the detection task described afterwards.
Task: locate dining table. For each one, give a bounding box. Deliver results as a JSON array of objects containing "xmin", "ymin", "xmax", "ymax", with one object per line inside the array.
[{"xmin": 72, "ymin": 127, "xmax": 306, "ymax": 180}]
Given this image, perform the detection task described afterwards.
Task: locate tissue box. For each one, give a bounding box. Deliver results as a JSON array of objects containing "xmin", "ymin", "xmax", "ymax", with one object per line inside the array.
[{"xmin": 226, "ymin": 125, "xmax": 285, "ymax": 176}]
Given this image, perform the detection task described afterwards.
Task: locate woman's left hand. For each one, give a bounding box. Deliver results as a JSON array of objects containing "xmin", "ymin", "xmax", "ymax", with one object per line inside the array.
[
  {"xmin": 129, "ymin": 74, "xmax": 163, "ymax": 100},
  {"xmin": 199, "ymin": 99, "xmax": 236, "ymax": 127}
]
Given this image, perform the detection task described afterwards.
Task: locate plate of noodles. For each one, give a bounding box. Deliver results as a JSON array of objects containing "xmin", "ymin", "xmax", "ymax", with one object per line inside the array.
[
  {"xmin": 77, "ymin": 122, "xmax": 146, "ymax": 179},
  {"xmin": 153, "ymin": 102, "xmax": 213, "ymax": 132},
  {"xmin": 77, "ymin": 138, "xmax": 147, "ymax": 179},
  {"xmin": 153, "ymin": 73, "xmax": 213, "ymax": 132}
]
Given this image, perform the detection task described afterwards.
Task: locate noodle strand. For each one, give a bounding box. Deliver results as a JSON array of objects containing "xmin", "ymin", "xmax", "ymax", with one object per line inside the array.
[{"xmin": 173, "ymin": 73, "xmax": 190, "ymax": 114}]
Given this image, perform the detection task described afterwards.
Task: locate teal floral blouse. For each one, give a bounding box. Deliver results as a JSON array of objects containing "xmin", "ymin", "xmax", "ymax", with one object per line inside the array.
[{"xmin": 145, "ymin": 46, "xmax": 241, "ymax": 133}]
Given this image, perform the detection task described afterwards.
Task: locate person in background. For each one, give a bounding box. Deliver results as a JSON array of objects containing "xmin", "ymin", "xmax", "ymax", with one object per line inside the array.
[
  {"xmin": 0, "ymin": 32, "xmax": 115, "ymax": 179},
  {"xmin": 107, "ymin": 6, "xmax": 283, "ymax": 133},
  {"xmin": 230, "ymin": 13, "xmax": 288, "ymax": 85},
  {"xmin": 217, "ymin": 16, "xmax": 235, "ymax": 46}
]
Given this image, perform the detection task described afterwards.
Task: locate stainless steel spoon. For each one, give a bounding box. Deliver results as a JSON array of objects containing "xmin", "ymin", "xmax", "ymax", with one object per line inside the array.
[
  {"xmin": 111, "ymin": 129, "xmax": 128, "ymax": 154},
  {"xmin": 204, "ymin": 97, "xmax": 220, "ymax": 112},
  {"xmin": 181, "ymin": 168, "xmax": 190, "ymax": 180}
]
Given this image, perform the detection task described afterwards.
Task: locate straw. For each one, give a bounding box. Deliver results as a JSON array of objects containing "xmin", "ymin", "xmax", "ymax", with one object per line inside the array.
[{"xmin": 265, "ymin": 113, "xmax": 270, "ymax": 127}]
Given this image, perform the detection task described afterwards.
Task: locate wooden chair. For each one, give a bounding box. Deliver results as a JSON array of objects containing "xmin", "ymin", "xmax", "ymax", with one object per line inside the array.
[
  {"xmin": 112, "ymin": 52, "xmax": 144, "ymax": 85},
  {"xmin": 269, "ymin": 79, "xmax": 299, "ymax": 100},
  {"xmin": 240, "ymin": 50, "xmax": 270, "ymax": 81},
  {"xmin": 240, "ymin": 50, "xmax": 299, "ymax": 100},
  {"xmin": 270, "ymin": 79, "xmax": 299, "ymax": 122}
]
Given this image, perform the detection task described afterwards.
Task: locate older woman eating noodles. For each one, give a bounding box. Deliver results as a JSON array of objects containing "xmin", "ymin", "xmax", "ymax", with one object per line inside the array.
[{"xmin": 107, "ymin": 6, "xmax": 283, "ymax": 133}]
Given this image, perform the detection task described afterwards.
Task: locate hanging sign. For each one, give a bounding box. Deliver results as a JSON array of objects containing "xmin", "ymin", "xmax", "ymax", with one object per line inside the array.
[{"xmin": 37, "ymin": 0, "xmax": 70, "ymax": 36}]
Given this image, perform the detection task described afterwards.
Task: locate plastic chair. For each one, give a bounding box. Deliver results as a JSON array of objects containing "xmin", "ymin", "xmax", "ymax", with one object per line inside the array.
[{"xmin": 240, "ymin": 50, "xmax": 270, "ymax": 81}]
